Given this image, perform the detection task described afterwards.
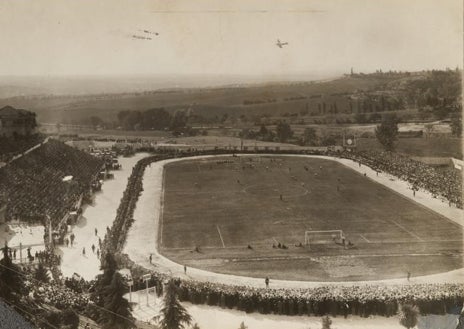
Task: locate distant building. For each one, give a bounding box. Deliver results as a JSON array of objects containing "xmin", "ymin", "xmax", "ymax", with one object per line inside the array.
[{"xmin": 0, "ymin": 106, "xmax": 37, "ymax": 137}]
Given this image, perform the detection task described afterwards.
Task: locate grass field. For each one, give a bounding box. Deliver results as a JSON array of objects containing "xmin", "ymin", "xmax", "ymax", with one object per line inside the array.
[{"xmin": 160, "ymin": 155, "xmax": 463, "ymax": 281}]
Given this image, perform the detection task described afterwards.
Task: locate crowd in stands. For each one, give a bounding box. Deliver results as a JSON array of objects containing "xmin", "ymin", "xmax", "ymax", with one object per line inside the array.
[
  {"xmin": 27, "ymin": 280, "xmax": 90, "ymax": 311},
  {"xmin": 0, "ymin": 134, "xmax": 45, "ymax": 163},
  {"xmin": 2, "ymin": 145, "xmax": 459, "ymax": 324},
  {"xmin": 102, "ymin": 154, "xmax": 164, "ymax": 255},
  {"xmin": 341, "ymin": 150, "xmax": 463, "ymax": 208},
  {"xmin": 2, "ymin": 144, "xmax": 460, "ymax": 321},
  {"xmin": 97, "ymin": 148, "xmax": 463, "ymax": 319},
  {"xmin": 134, "ymin": 271, "xmax": 463, "ymax": 318},
  {"xmin": 0, "ymin": 138, "xmax": 104, "ymax": 224}
]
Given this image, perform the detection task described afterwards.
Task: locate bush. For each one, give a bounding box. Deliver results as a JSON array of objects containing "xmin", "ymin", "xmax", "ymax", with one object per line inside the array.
[
  {"xmin": 60, "ymin": 309, "xmax": 80, "ymax": 329},
  {"xmin": 321, "ymin": 315, "xmax": 332, "ymax": 329},
  {"xmin": 399, "ymin": 304, "xmax": 419, "ymax": 329}
]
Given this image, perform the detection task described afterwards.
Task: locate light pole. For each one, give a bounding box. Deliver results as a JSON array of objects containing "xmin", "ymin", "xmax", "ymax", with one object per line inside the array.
[
  {"xmin": 19, "ymin": 242, "xmax": 22, "ymax": 264},
  {"xmin": 128, "ymin": 280, "xmax": 133, "ymax": 303},
  {"xmin": 47, "ymin": 214, "xmax": 52, "ymax": 246},
  {"xmin": 142, "ymin": 273, "xmax": 151, "ymax": 306}
]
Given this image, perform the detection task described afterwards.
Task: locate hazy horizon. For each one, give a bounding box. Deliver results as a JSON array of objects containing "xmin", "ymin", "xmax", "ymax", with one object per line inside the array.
[
  {"xmin": 0, "ymin": 72, "xmax": 344, "ymax": 97},
  {"xmin": 0, "ymin": 66, "xmax": 457, "ymax": 98}
]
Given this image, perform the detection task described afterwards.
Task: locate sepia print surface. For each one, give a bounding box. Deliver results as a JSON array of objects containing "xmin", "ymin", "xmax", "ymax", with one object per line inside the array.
[{"xmin": 0, "ymin": 1, "xmax": 462, "ymax": 328}]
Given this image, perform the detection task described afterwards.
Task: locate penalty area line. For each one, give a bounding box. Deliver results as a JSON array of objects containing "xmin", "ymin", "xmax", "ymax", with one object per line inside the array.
[
  {"xmin": 390, "ymin": 219, "xmax": 424, "ymax": 242},
  {"xmin": 359, "ymin": 234, "xmax": 371, "ymax": 243},
  {"xmin": 216, "ymin": 225, "xmax": 226, "ymax": 248}
]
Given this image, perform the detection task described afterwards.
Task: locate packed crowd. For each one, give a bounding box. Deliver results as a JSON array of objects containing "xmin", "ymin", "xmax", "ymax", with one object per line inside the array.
[
  {"xmin": 102, "ymin": 155, "xmax": 160, "ymax": 255},
  {"xmin": 134, "ymin": 270, "xmax": 463, "ymax": 318},
  {"xmin": 27, "ymin": 279, "xmax": 91, "ymax": 311},
  {"xmin": 341, "ymin": 150, "xmax": 463, "ymax": 208},
  {"xmin": 0, "ymin": 139, "xmax": 104, "ymax": 223},
  {"xmin": 99, "ymin": 148, "xmax": 463, "ymax": 318},
  {"xmin": 0, "ymin": 134, "xmax": 45, "ymax": 163}
]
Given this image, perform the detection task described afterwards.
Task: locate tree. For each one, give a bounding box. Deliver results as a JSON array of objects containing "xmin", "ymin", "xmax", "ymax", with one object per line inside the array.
[
  {"xmin": 399, "ymin": 304, "xmax": 419, "ymax": 329},
  {"xmin": 170, "ymin": 111, "xmax": 188, "ymax": 132},
  {"xmin": 451, "ymin": 116, "xmax": 462, "ymax": 137},
  {"xmin": 423, "ymin": 123, "xmax": 433, "ymax": 138},
  {"xmin": 321, "ymin": 315, "xmax": 332, "ymax": 329},
  {"xmin": 142, "ymin": 108, "xmax": 172, "ymax": 130},
  {"xmin": 238, "ymin": 322, "xmax": 247, "ymax": 329},
  {"xmin": 45, "ymin": 309, "xmax": 80, "ymax": 329},
  {"xmin": 60, "ymin": 309, "xmax": 80, "ymax": 329},
  {"xmin": 239, "ymin": 129, "xmax": 256, "ymax": 140},
  {"xmin": 34, "ymin": 263, "xmax": 50, "ymax": 283},
  {"xmin": 118, "ymin": 111, "xmax": 142, "ymax": 130},
  {"xmin": 259, "ymin": 124, "xmax": 268, "ymax": 137},
  {"xmin": 456, "ymin": 308, "xmax": 464, "ymax": 329},
  {"xmin": 320, "ymin": 135, "xmax": 336, "ymax": 146},
  {"xmin": 220, "ymin": 113, "xmax": 229, "ymax": 124},
  {"xmin": 89, "ymin": 116, "xmax": 105, "ymax": 128},
  {"xmin": 368, "ymin": 113, "xmax": 381, "ymax": 123},
  {"xmin": 93, "ymin": 253, "xmax": 118, "ymax": 307},
  {"xmin": 276, "ymin": 122, "xmax": 293, "ymax": 143},
  {"xmin": 0, "ymin": 242, "xmax": 24, "ymax": 300},
  {"xmin": 157, "ymin": 279, "xmax": 192, "ymax": 329},
  {"xmin": 375, "ymin": 114, "xmax": 399, "ymax": 151},
  {"xmin": 354, "ymin": 113, "xmax": 367, "ymax": 124},
  {"xmin": 100, "ymin": 272, "xmax": 134, "ymax": 329},
  {"xmin": 303, "ymin": 127, "xmax": 317, "ymax": 146}
]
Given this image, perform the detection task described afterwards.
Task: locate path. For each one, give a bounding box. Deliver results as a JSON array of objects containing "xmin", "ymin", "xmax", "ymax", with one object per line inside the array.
[
  {"xmin": 57, "ymin": 153, "xmax": 149, "ymax": 280},
  {"xmin": 124, "ymin": 154, "xmax": 464, "ymax": 289}
]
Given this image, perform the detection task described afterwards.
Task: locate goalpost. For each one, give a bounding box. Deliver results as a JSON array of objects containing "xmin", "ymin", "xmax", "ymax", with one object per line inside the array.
[{"xmin": 304, "ymin": 230, "xmax": 344, "ymax": 246}]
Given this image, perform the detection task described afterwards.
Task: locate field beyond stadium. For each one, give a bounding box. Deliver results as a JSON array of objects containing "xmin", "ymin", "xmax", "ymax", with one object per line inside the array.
[{"xmin": 159, "ymin": 155, "xmax": 463, "ymax": 282}]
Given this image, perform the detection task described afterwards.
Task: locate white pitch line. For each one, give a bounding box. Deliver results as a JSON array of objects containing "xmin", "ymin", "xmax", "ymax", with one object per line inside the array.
[
  {"xmin": 370, "ymin": 239, "xmax": 462, "ymax": 244},
  {"xmin": 390, "ymin": 219, "xmax": 424, "ymax": 242},
  {"xmin": 159, "ymin": 169, "xmax": 166, "ymax": 247},
  {"xmin": 216, "ymin": 225, "xmax": 226, "ymax": 248},
  {"xmin": 359, "ymin": 234, "xmax": 371, "ymax": 243}
]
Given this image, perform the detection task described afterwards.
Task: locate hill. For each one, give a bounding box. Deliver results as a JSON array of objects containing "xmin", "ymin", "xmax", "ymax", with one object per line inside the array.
[{"xmin": 0, "ymin": 70, "xmax": 460, "ymax": 130}]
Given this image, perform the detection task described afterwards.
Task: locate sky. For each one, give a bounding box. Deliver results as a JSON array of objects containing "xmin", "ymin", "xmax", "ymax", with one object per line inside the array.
[{"xmin": 0, "ymin": 0, "xmax": 462, "ymax": 77}]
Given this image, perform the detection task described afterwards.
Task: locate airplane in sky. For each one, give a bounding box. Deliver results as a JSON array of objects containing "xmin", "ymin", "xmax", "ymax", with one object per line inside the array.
[
  {"xmin": 276, "ymin": 39, "xmax": 288, "ymax": 48},
  {"xmin": 132, "ymin": 34, "xmax": 152, "ymax": 40},
  {"xmin": 139, "ymin": 29, "xmax": 159, "ymax": 36}
]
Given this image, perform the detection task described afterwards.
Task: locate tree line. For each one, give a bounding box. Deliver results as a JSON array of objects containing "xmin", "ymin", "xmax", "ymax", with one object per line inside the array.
[{"xmin": 117, "ymin": 108, "xmax": 185, "ymax": 131}]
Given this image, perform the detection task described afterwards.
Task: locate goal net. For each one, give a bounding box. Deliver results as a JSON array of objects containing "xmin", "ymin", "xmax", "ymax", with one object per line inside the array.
[{"xmin": 304, "ymin": 230, "xmax": 344, "ymax": 245}]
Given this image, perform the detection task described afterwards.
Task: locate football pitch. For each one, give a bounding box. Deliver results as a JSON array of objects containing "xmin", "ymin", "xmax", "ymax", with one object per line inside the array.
[{"xmin": 160, "ymin": 155, "xmax": 463, "ymax": 281}]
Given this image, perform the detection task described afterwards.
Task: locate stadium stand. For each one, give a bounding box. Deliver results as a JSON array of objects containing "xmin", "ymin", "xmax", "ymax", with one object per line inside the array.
[
  {"xmin": 342, "ymin": 150, "xmax": 463, "ymax": 208},
  {"xmin": 0, "ymin": 139, "xmax": 104, "ymax": 224},
  {"xmin": 0, "ymin": 134, "xmax": 45, "ymax": 163}
]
